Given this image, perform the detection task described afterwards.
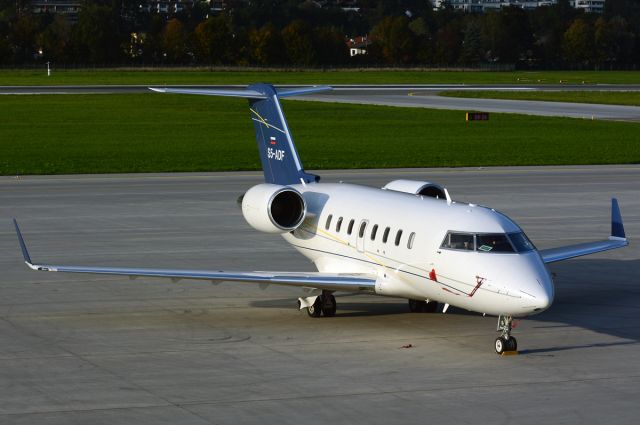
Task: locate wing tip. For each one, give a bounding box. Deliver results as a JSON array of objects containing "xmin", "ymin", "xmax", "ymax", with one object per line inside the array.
[
  {"xmin": 13, "ymin": 218, "xmax": 33, "ymax": 265},
  {"xmin": 611, "ymin": 198, "xmax": 626, "ymax": 239}
]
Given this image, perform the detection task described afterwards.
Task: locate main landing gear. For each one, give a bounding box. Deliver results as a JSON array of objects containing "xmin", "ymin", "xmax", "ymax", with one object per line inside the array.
[
  {"xmin": 300, "ymin": 290, "xmax": 337, "ymax": 318},
  {"xmin": 495, "ymin": 315, "xmax": 518, "ymax": 355},
  {"xmin": 408, "ymin": 299, "xmax": 439, "ymax": 313}
]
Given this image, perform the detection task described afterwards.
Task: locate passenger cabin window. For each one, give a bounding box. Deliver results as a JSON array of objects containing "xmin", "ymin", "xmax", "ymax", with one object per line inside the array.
[
  {"xmin": 382, "ymin": 227, "xmax": 390, "ymax": 243},
  {"xmin": 358, "ymin": 221, "xmax": 367, "ymax": 238},
  {"xmin": 347, "ymin": 219, "xmax": 355, "ymax": 235},
  {"xmin": 407, "ymin": 232, "xmax": 415, "ymax": 249},
  {"xmin": 325, "ymin": 214, "xmax": 332, "ymax": 230},
  {"xmin": 370, "ymin": 224, "xmax": 378, "ymax": 240},
  {"xmin": 441, "ymin": 232, "xmax": 474, "ymax": 251},
  {"xmin": 395, "ymin": 230, "xmax": 403, "ymax": 246},
  {"xmin": 476, "ymin": 234, "xmax": 515, "ymax": 253},
  {"xmin": 336, "ymin": 217, "xmax": 343, "ymax": 232}
]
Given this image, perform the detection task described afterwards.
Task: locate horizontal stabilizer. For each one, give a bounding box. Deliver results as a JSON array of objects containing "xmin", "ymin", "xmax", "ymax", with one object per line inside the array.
[
  {"xmin": 148, "ymin": 85, "xmax": 331, "ymax": 99},
  {"xmin": 149, "ymin": 87, "xmax": 268, "ymax": 99},
  {"xmin": 276, "ymin": 86, "xmax": 332, "ymax": 97}
]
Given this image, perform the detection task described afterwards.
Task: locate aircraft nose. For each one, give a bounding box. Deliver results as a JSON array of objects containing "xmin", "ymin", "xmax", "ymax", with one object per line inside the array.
[{"xmin": 529, "ymin": 273, "xmax": 554, "ymax": 313}]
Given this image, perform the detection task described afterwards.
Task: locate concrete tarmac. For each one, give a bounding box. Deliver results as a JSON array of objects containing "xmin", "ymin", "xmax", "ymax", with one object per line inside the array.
[{"xmin": 1, "ymin": 166, "xmax": 639, "ymax": 424}]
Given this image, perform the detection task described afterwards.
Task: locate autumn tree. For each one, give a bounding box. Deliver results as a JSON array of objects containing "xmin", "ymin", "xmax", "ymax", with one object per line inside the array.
[
  {"xmin": 193, "ymin": 14, "xmax": 234, "ymax": 64},
  {"xmin": 371, "ymin": 16, "xmax": 416, "ymax": 64},
  {"xmin": 563, "ymin": 18, "xmax": 593, "ymax": 65},
  {"xmin": 162, "ymin": 18, "xmax": 188, "ymax": 63},
  {"xmin": 248, "ymin": 23, "xmax": 286, "ymax": 65},
  {"xmin": 281, "ymin": 19, "xmax": 315, "ymax": 66}
]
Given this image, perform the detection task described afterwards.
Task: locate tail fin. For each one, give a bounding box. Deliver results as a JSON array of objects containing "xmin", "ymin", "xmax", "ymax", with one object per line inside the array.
[{"xmin": 150, "ymin": 84, "xmax": 331, "ymax": 185}]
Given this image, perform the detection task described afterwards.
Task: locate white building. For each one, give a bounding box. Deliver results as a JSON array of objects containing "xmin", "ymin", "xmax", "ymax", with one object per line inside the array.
[
  {"xmin": 572, "ymin": 0, "xmax": 605, "ymax": 13},
  {"xmin": 431, "ymin": 0, "xmax": 604, "ymax": 13}
]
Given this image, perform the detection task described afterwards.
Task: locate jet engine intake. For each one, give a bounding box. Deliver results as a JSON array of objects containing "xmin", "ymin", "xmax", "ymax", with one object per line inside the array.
[{"xmin": 241, "ymin": 184, "xmax": 307, "ymax": 233}]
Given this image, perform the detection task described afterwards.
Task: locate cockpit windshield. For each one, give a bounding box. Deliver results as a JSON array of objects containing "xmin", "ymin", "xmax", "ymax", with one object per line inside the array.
[
  {"xmin": 440, "ymin": 231, "xmax": 536, "ymax": 254},
  {"xmin": 476, "ymin": 234, "xmax": 513, "ymax": 253}
]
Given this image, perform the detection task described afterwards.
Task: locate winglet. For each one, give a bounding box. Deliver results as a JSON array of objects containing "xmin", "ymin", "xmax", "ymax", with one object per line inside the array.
[
  {"xmin": 611, "ymin": 198, "xmax": 626, "ymax": 239},
  {"xmin": 13, "ymin": 219, "xmax": 34, "ymax": 266}
]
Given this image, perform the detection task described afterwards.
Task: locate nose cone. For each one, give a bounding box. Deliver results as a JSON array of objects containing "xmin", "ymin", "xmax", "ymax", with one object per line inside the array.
[{"xmin": 523, "ymin": 270, "xmax": 554, "ymax": 315}]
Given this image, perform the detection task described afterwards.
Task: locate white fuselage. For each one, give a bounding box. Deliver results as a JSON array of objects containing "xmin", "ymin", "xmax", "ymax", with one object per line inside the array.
[{"xmin": 283, "ymin": 182, "xmax": 554, "ymax": 317}]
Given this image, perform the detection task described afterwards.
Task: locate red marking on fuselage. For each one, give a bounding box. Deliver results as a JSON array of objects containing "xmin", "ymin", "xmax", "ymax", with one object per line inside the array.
[
  {"xmin": 469, "ymin": 276, "xmax": 485, "ymax": 298},
  {"xmin": 442, "ymin": 287, "xmax": 460, "ymax": 295},
  {"xmin": 429, "ymin": 268, "xmax": 437, "ymax": 281}
]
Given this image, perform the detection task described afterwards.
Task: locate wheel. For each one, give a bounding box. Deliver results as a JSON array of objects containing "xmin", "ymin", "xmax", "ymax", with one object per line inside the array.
[
  {"xmin": 408, "ymin": 299, "xmax": 426, "ymax": 312},
  {"xmin": 425, "ymin": 301, "xmax": 438, "ymax": 313},
  {"xmin": 495, "ymin": 337, "xmax": 507, "ymax": 354},
  {"xmin": 507, "ymin": 337, "xmax": 517, "ymax": 351},
  {"xmin": 307, "ymin": 297, "xmax": 323, "ymax": 318},
  {"xmin": 322, "ymin": 294, "xmax": 337, "ymax": 317}
]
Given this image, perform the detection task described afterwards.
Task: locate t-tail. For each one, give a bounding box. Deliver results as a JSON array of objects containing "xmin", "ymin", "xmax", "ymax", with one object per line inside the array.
[{"xmin": 150, "ymin": 84, "xmax": 331, "ymax": 185}]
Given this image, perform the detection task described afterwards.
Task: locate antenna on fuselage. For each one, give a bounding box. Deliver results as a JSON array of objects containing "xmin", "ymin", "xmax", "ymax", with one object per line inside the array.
[{"xmin": 444, "ymin": 188, "xmax": 452, "ymax": 205}]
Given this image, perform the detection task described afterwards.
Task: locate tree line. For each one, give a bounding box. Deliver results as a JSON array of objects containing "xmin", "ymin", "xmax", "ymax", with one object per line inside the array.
[{"xmin": 1, "ymin": 0, "xmax": 639, "ymax": 68}]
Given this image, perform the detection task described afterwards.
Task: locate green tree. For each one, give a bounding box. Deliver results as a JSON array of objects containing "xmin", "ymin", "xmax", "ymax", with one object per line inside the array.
[
  {"xmin": 38, "ymin": 15, "xmax": 72, "ymax": 62},
  {"xmin": 460, "ymin": 19, "xmax": 483, "ymax": 65},
  {"xmin": 312, "ymin": 26, "xmax": 348, "ymax": 65},
  {"xmin": 73, "ymin": 3, "xmax": 123, "ymax": 64}
]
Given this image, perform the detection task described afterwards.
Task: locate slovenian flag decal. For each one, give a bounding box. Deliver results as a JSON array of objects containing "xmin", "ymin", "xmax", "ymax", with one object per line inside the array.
[{"xmin": 269, "ymin": 137, "xmax": 276, "ymax": 145}]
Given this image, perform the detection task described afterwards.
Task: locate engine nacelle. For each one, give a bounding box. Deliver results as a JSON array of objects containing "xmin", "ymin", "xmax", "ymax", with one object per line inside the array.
[
  {"xmin": 241, "ymin": 184, "xmax": 307, "ymax": 234},
  {"xmin": 383, "ymin": 179, "xmax": 447, "ymax": 200}
]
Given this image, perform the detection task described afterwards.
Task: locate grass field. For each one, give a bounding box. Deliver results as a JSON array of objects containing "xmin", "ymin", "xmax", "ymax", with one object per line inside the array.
[
  {"xmin": 1, "ymin": 69, "xmax": 639, "ymax": 86},
  {"xmin": 439, "ymin": 90, "xmax": 640, "ymax": 106},
  {"xmin": 1, "ymin": 93, "xmax": 639, "ymax": 175}
]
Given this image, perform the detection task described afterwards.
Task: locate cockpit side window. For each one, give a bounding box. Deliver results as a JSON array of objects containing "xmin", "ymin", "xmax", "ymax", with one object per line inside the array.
[
  {"xmin": 440, "ymin": 232, "xmax": 474, "ymax": 251},
  {"xmin": 508, "ymin": 232, "xmax": 536, "ymax": 252},
  {"xmin": 476, "ymin": 234, "xmax": 515, "ymax": 253}
]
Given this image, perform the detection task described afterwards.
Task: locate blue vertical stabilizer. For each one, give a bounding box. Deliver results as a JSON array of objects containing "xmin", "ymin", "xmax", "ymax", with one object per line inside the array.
[{"xmin": 150, "ymin": 84, "xmax": 331, "ymax": 185}]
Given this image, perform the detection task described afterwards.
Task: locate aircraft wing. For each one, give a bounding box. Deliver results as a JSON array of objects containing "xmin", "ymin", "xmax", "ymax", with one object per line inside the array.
[
  {"xmin": 539, "ymin": 199, "xmax": 628, "ymax": 264},
  {"xmin": 13, "ymin": 219, "xmax": 376, "ymax": 293}
]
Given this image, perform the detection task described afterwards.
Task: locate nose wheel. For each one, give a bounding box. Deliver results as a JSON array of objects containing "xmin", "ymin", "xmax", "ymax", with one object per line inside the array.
[{"xmin": 495, "ymin": 315, "xmax": 518, "ymax": 355}]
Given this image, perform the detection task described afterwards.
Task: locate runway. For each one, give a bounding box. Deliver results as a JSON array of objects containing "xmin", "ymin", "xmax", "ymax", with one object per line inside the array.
[
  {"xmin": 1, "ymin": 166, "xmax": 639, "ymax": 424},
  {"xmin": 3, "ymin": 84, "xmax": 640, "ymax": 121}
]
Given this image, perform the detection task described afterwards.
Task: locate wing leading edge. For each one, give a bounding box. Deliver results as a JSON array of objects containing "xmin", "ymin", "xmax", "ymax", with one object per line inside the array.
[
  {"xmin": 539, "ymin": 199, "xmax": 628, "ymax": 264},
  {"xmin": 13, "ymin": 219, "xmax": 376, "ymax": 293}
]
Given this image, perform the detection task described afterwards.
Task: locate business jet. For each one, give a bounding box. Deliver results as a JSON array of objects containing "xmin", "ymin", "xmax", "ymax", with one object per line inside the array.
[{"xmin": 14, "ymin": 84, "xmax": 629, "ymax": 354}]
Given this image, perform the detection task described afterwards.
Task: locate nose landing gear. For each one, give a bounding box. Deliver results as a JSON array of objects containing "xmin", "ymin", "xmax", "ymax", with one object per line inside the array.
[{"xmin": 495, "ymin": 315, "xmax": 518, "ymax": 355}]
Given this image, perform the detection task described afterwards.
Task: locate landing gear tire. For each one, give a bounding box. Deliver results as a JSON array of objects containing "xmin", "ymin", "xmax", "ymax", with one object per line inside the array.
[
  {"xmin": 507, "ymin": 337, "xmax": 517, "ymax": 351},
  {"xmin": 307, "ymin": 297, "xmax": 323, "ymax": 318},
  {"xmin": 495, "ymin": 337, "xmax": 507, "ymax": 354},
  {"xmin": 322, "ymin": 294, "xmax": 337, "ymax": 317}
]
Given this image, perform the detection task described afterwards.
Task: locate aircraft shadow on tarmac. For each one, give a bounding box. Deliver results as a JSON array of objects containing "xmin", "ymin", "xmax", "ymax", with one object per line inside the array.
[{"xmin": 251, "ymin": 258, "xmax": 640, "ymax": 353}]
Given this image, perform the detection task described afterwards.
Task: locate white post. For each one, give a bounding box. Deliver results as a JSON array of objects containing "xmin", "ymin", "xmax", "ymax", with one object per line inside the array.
[{"xmin": 46, "ymin": 62, "xmax": 51, "ymax": 77}]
